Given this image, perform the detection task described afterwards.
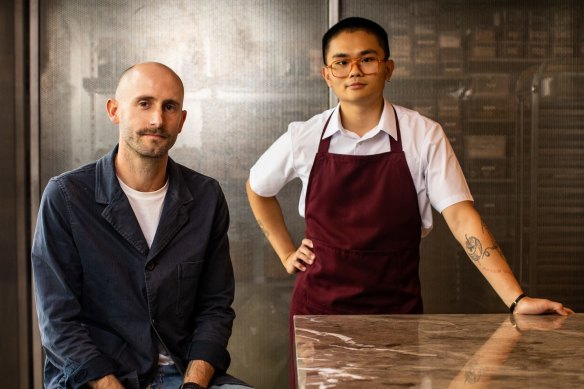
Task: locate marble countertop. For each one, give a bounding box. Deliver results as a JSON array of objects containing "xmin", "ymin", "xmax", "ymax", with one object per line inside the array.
[{"xmin": 294, "ymin": 314, "xmax": 584, "ymax": 388}]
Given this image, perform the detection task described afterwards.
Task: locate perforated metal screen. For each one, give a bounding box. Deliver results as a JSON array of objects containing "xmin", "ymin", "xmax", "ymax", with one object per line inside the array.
[{"xmin": 38, "ymin": 1, "xmax": 583, "ymax": 387}]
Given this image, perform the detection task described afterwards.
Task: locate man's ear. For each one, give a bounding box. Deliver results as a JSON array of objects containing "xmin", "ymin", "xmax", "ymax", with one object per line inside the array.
[
  {"xmin": 321, "ymin": 67, "xmax": 333, "ymax": 87},
  {"xmin": 106, "ymin": 99, "xmax": 120, "ymax": 124},
  {"xmin": 385, "ymin": 59, "xmax": 395, "ymax": 81},
  {"xmin": 178, "ymin": 110, "xmax": 187, "ymax": 134}
]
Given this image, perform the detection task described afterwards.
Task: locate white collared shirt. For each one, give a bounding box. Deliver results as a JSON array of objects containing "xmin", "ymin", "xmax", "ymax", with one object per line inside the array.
[{"xmin": 249, "ymin": 100, "xmax": 473, "ymax": 236}]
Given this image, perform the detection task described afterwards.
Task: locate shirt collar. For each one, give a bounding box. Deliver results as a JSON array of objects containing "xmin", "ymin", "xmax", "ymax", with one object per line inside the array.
[{"xmin": 322, "ymin": 100, "xmax": 398, "ymax": 141}]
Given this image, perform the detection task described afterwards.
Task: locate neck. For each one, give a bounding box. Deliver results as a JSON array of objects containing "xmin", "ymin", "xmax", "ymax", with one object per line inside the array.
[
  {"xmin": 339, "ymin": 98, "xmax": 384, "ymax": 137},
  {"xmin": 115, "ymin": 147, "xmax": 168, "ymax": 192}
]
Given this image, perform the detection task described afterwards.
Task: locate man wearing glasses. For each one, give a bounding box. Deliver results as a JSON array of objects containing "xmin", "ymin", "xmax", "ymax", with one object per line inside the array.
[{"xmin": 246, "ymin": 16, "xmax": 572, "ymax": 387}]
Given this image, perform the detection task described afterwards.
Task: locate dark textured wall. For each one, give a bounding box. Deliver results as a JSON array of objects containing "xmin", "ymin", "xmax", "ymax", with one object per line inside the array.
[{"xmin": 0, "ymin": 0, "xmax": 20, "ymax": 388}]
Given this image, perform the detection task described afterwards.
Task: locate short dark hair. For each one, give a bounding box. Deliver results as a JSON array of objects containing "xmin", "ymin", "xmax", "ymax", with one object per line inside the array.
[{"xmin": 322, "ymin": 17, "xmax": 390, "ymax": 64}]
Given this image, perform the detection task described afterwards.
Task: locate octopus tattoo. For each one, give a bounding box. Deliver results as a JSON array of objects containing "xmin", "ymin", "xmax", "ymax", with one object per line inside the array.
[
  {"xmin": 464, "ymin": 363, "xmax": 482, "ymax": 384},
  {"xmin": 464, "ymin": 220, "xmax": 502, "ymax": 262}
]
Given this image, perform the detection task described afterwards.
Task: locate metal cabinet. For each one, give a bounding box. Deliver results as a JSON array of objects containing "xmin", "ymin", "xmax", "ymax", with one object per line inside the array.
[
  {"xmin": 516, "ymin": 60, "xmax": 584, "ymax": 311},
  {"xmin": 341, "ymin": 0, "xmax": 584, "ymax": 313}
]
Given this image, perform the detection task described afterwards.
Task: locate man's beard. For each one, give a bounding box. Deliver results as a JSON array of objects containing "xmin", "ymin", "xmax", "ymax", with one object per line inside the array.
[
  {"xmin": 136, "ymin": 127, "xmax": 169, "ymax": 139},
  {"xmin": 128, "ymin": 127, "xmax": 174, "ymax": 158}
]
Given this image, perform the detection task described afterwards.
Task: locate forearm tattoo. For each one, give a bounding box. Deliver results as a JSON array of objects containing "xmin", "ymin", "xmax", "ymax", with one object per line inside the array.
[
  {"xmin": 257, "ymin": 219, "xmax": 269, "ymax": 238},
  {"xmin": 464, "ymin": 220, "xmax": 502, "ymax": 262},
  {"xmin": 464, "ymin": 362, "xmax": 482, "ymax": 384}
]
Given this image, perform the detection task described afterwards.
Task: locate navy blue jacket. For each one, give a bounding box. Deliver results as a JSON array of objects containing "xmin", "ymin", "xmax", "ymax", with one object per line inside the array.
[{"xmin": 32, "ymin": 146, "xmax": 239, "ymax": 388}]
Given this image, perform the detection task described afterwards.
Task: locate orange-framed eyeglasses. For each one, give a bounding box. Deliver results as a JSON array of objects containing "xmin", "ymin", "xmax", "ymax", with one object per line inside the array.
[{"xmin": 325, "ymin": 56, "xmax": 387, "ymax": 78}]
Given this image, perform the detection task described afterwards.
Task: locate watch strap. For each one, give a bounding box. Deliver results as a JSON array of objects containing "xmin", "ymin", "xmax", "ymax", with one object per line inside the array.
[
  {"xmin": 180, "ymin": 383, "xmax": 206, "ymax": 389},
  {"xmin": 509, "ymin": 293, "xmax": 527, "ymax": 313}
]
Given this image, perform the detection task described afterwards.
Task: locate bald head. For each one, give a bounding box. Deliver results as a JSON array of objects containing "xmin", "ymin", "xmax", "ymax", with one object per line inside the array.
[
  {"xmin": 115, "ymin": 62, "xmax": 184, "ymax": 102},
  {"xmin": 106, "ymin": 61, "xmax": 188, "ymax": 164}
]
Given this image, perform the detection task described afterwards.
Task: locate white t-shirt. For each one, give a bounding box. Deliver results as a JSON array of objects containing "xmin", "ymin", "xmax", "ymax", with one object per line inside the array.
[
  {"xmin": 118, "ymin": 178, "xmax": 168, "ymax": 248},
  {"xmin": 249, "ymin": 100, "xmax": 473, "ymax": 237},
  {"xmin": 118, "ymin": 177, "xmax": 174, "ymax": 366}
]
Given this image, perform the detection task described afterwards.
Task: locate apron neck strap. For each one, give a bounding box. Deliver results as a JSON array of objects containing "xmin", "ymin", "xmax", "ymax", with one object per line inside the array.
[
  {"xmin": 318, "ymin": 106, "xmax": 402, "ymax": 153},
  {"xmin": 390, "ymin": 107, "xmax": 402, "ymax": 152},
  {"xmin": 318, "ymin": 112, "xmax": 335, "ymax": 153}
]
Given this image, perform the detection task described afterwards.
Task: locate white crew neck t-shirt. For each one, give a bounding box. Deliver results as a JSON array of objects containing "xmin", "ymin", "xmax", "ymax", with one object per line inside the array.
[
  {"xmin": 118, "ymin": 178, "xmax": 168, "ymax": 248},
  {"xmin": 118, "ymin": 177, "xmax": 174, "ymax": 365}
]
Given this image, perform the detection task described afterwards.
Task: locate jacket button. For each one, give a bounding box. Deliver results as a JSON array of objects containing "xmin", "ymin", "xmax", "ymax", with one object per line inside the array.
[{"xmin": 146, "ymin": 261, "xmax": 156, "ymax": 271}]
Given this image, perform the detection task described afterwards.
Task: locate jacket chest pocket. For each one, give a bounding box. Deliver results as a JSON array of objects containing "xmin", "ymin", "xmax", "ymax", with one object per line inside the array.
[{"xmin": 176, "ymin": 260, "xmax": 205, "ymax": 317}]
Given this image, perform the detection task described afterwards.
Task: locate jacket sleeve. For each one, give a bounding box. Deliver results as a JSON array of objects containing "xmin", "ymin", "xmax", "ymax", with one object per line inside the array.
[
  {"xmin": 185, "ymin": 183, "xmax": 235, "ymax": 372},
  {"xmin": 32, "ymin": 178, "xmax": 116, "ymax": 388}
]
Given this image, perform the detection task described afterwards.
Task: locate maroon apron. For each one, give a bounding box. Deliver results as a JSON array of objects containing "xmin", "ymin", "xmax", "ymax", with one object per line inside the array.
[{"xmin": 289, "ymin": 108, "xmax": 423, "ymax": 387}]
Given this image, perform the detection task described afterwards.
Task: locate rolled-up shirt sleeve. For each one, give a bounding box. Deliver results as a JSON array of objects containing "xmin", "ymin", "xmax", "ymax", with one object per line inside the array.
[
  {"xmin": 249, "ymin": 129, "xmax": 297, "ymax": 197},
  {"xmin": 32, "ymin": 178, "xmax": 116, "ymax": 388}
]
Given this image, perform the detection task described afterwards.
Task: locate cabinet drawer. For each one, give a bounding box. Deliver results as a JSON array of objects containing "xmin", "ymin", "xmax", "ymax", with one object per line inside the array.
[
  {"xmin": 528, "ymin": 27, "xmax": 550, "ymax": 43},
  {"xmin": 467, "ymin": 98, "xmax": 514, "ymax": 120},
  {"xmin": 464, "ymin": 159, "xmax": 508, "ymax": 179},
  {"xmin": 552, "ymin": 45, "xmax": 575, "ymax": 58},
  {"xmin": 472, "ymin": 27, "xmax": 497, "ymax": 42},
  {"xmin": 440, "ymin": 47, "xmax": 464, "ymax": 62},
  {"xmin": 502, "ymin": 27, "xmax": 524, "ymax": 42},
  {"xmin": 414, "ymin": 45, "xmax": 439, "ymax": 64},
  {"xmin": 551, "ymin": 27, "xmax": 576, "ymax": 44},
  {"xmin": 469, "ymin": 42, "xmax": 497, "ymax": 59},
  {"xmin": 464, "ymin": 135, "xmax": 507, "ymax": 159},
  {"xmin": 473, "ymin": 195, "xmax": 511, "ymax": 216},
  {"xmin": 500, "ymin": 41, "xmax": 524, "ymax": 58},
  {"xmin": 470, "ymin": 74, "xmax": 512, "ymax": 96},
  {"xmin": 440, "ymin": 117, "xmax": 461, "ymax": 132},
  {"xmin": 527, "ymin": 43, "xmax": 549, "ymax": 58},
  {"xmin": 438, "ymin": 97, "xmax": 461, "ymax": 117}
]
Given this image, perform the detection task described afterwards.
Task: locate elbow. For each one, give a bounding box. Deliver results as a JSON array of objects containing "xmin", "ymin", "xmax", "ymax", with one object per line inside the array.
[
  {"xmin": 442, "ymin": 200, "xmax": 479, "ymax": 235},
  {"xmin": 245, "ymin": 179, "xmax": 256, "ymax": 199}
]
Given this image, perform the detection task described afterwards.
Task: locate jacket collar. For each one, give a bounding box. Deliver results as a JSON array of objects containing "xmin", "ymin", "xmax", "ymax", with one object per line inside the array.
[{"xmin": 95, "ymin": 145, "xmax": 193, "ymax": 259}]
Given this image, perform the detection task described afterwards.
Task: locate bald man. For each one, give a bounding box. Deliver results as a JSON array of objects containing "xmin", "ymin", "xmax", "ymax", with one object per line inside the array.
[{"xmin": 32, "ymin": 63, "xmax": 251, "ymax": 389}]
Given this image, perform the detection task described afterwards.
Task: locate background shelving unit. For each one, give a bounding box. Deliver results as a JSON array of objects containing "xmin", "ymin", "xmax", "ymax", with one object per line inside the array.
[
  {"xmin": 342, "ymin": 0, "xmax": 584, "ymax": 312},
  {"xmin": 517, "ymin": 60, "xmax": 584, "ymax": 311}
]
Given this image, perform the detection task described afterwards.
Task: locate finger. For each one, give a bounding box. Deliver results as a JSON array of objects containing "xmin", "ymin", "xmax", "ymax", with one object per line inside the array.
[
  {"xmin": 297, "ymin": 245, "xmax": 314, "ymax": 256},
  {"xmin": 284, "ymin": 252, "xmax": 301, "ymax": 273},
  {"xmin": 301, "ymin": 238, "xmax": 314, "ymax": 248},
  {"xmin": 558, "ymin": 306, "xmax": 575, "ymax": 316},
  {"xmin": 555, "ymin": 308, "xmax": 569, "ymax": 316},
  {"xmin": 549, "ymin": 303, "xmax": 571, "ymax": 316},
  {"xmin": 297, "ymin": 247, "xmax": 315, "ymax": 264},
  {"xmin": 294, "ymin": 258, "xmax": 307, "ymax": 272}
]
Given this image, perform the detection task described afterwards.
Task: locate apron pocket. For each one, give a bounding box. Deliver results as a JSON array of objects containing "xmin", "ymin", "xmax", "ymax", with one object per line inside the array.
[{"xmin": 304, "ymin": 238, "xmax": 421, "ymax": 313}]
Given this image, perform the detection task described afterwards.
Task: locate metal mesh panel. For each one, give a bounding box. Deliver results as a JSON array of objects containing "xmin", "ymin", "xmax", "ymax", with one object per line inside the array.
[
  {"xmin": 341, "ymin": 0, "xmax": 584, "ymax": 313},
  {"xmin": 38, "ymin": 0, "xmax": 584, "ymax": 386},
  {"xmin": 39, "ymin": 1, "xmax": 327, "ymax": 387}
]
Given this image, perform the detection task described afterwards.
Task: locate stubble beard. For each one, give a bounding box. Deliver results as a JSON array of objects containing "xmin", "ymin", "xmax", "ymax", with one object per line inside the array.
[{"xmin": 124, "ymin": 127, "xmax": 176, "ymax": 159}]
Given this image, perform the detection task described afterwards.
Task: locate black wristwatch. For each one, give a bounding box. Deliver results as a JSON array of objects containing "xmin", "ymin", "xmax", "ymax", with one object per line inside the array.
[{"xmin": 180, "ymin": 383, "xmax": 206, "ymax": 389}]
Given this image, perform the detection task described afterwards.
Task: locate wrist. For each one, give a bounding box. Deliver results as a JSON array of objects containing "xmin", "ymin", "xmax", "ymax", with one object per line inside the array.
[
  {"xmin": 282, "ymin": 249, "xmax": 295, "ymax": 262},
  {"xmin": 509, "ymin": 293, "xmax": 527, "ymax": 313},
  {"xmin": 88, "ymin": 375, "xmax": 123, "ymax": 389}
]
